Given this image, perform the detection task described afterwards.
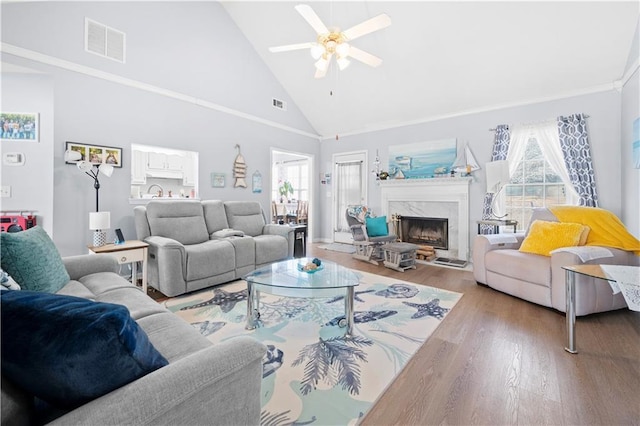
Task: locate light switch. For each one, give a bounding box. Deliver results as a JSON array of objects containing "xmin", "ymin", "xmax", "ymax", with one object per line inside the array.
[{"xmin": 0, "ymin": 186, "xmax": 11, "ymax": 197}]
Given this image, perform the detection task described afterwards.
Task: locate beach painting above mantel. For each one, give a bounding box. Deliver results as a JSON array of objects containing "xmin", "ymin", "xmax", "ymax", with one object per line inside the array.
[{"xmin": 388, "ymin": 138, "xmax": 457, "ymax": 179}]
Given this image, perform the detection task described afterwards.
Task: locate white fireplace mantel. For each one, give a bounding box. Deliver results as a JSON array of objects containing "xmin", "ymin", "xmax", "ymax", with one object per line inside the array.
[{"xmin": 379, "ymin": 177, "xmax": 472, "ymax": 260}]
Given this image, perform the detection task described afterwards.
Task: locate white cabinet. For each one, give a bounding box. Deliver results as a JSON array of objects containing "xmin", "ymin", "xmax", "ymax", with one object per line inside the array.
[
  {"xmin": 131, "ymin": 151, "xmax": 147, "ymax": 184},
  {"xmin": 182, "ymin": 152, "xmax": 197, "ymax": 186},
  {"xmin": 166, "ymin": 154, "xmax": 183, "ymax": 172},
  {"xmin": 147, "ymin": 152, "xmax": 182, "ymax": 171},
  {"xmin": 146, "ymin": 153, "xmax": 183, "ymax": 177}
]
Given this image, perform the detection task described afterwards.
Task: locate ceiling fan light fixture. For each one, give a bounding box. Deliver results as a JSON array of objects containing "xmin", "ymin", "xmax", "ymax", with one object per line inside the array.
[
  {"xmin": 337, "ymin": 57, "xmax": 351, "ymax": 71},
  {"xmin": 310, "ymin": 43, "xmax": 325, "ymax": 60},
  {"xmin": 335, "ymin": 42, "xmax": 350, "ymax": 57},
  {"xmin": 314, "ymin": 56, "xmax": 329, "ymax": 72}
]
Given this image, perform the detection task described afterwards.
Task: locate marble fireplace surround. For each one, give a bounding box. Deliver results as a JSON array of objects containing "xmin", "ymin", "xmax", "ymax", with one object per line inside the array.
[{"xmin": 379, "ymin": 177, "xmax": 472, "ymax": 261}]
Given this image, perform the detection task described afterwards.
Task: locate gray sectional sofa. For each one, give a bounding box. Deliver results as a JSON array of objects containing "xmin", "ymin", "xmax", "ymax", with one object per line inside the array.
[
  {"xmin": 134, "ymin": 200, "xmax": 294, "ymax": 296},
  {"xmin": 1, "ymin": 254, "xmax": 266, "ymax": 425}
]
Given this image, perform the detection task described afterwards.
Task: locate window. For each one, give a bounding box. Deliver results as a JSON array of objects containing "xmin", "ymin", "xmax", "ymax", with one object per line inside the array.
[
  {"xmin": 504, "ymin": 137, "xmax": 567, "ymax": 230},
  {"xmin": 272, "ymin": 160, "xmax": 309, "ymax": 202}
]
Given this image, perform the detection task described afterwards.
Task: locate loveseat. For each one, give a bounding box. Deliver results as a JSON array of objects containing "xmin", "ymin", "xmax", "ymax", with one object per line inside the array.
[
  {"xmin": 1, "ymin": 227, "xmax": 266, "ymax": 425},
  {"xmin": 473, "ymin": 207, "xmax": 640, "ymax": 316},
  {"xmin": 134, "ymin": 200, "xmax": 294, "ymax": 296}
]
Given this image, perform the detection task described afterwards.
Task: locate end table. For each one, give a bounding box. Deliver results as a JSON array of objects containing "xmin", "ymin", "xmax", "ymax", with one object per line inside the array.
[{"xmin": 88, "ymin": 240, "xmax": 149, "ymax": 294}]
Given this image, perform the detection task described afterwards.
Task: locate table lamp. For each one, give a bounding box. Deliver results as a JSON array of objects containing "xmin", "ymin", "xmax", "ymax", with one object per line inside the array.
[
  {"xmin": 89, "ymin": 211, "xmax": 110, "ymax": 247},
  {"xmin": 485, "ymin": 160, "xmax": 510, "ymax": 218}
]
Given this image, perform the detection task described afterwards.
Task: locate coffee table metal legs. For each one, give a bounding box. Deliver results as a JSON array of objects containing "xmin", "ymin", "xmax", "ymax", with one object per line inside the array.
[
  {"xmin": 245, "ymin": 282, "xmax": 260, "ymax": 330},
  {"xmin": 345, "ymin": 287, "xmax": 355, "ymax": 337},
  {"xmin": 565, "ymin": 269, "xmax": 578, "ymax": 354},
  {"xmin": 245, "ymin": 282, "xmax": 356, "ymax": 336}
]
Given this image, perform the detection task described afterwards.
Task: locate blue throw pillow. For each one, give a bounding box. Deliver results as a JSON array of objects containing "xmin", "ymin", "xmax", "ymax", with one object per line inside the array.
[
  {"xmin": 366, "ymin": 216, "xmax": 389, "ymax": 237},
  {"xmin": 1, "ymin": 291, "xmax": 168, "ymax": 409},
  {"xmin": 0, "ymin": 226, "xmax": 70, "ymax": 293}
]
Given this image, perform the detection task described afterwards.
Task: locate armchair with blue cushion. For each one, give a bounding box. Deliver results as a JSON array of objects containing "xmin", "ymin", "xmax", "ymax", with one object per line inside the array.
[{"xmin": 346, "ymin": 206, "xmax": 397, "ymax": 264}]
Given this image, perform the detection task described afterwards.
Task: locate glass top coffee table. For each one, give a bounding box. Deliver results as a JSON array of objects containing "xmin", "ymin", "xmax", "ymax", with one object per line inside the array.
[{"xmin": 243, "ymin": 258, "xmax": 359, "ymax": 336}]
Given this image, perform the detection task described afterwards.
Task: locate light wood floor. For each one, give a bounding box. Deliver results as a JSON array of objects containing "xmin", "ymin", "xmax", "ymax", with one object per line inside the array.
[{"xmin": 305, "ymin": 244, "xmax": 640, "ymax": 426}]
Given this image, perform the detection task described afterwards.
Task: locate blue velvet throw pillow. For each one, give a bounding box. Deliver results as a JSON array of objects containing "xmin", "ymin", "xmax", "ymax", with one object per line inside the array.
[
  {"xmin": 1, "ymin": 291, "xmax": 168, "ymax": 409},
  {"xmin": 366, "ymin": 216, "xmax": 389, "ymax": 237},
  {"xmin": 0, "ymin": 226, "xmax": 70, "ymax": 293}
]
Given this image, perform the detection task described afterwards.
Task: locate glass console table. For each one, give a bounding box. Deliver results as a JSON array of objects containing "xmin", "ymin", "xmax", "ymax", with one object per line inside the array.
[{"xmin": 562, "ymin": 264, "xmax": 639, "ymax": 354}]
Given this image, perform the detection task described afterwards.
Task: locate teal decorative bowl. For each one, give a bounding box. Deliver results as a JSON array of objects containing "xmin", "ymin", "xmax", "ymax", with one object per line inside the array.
[{"xmin": 297, "ymin": 263, "xmax": 324, "ymax": 274}]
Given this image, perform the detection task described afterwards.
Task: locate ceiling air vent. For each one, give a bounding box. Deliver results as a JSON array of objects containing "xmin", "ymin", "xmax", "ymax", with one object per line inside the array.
[
  {"xmin": 272, "ymin": 98, "xmax": 287, "ymax": 111},
  {"xmin": 85, "ymin": 18, "xmax": 126, "ymax": 63}
]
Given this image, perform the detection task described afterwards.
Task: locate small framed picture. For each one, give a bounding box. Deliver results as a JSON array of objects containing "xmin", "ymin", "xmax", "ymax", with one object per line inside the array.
[
  {"xmin": 211, "ymin": 173, "xmax": 225, "ymax": 188},
  {"xmin": 1, "ymin": 112, "xmax": 39, "ymax": 142},
  {"xmin": 65, "ymin": 141, "xmax": 123, "ymax": 168}
]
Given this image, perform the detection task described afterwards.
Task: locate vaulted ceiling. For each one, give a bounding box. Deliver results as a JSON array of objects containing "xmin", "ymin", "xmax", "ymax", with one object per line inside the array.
[{"xmin": 222, "ymin": 1, "xmax": 639, "ymax": 139}]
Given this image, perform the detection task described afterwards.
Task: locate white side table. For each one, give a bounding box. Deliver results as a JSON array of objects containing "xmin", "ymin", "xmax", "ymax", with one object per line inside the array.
[{"xmin": 88, "ymin": 240, "xmax": 149, "ymax": 294}]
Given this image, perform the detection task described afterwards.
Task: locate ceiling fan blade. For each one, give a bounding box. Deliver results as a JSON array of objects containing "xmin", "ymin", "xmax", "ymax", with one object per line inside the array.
[
  {"xmin": 269, "ymin": 42, "xmax": 315, "ymax": 53},
  {"xmin": 342, "ymin": 13, "xmax": 391, "ymax": 41},
  {"xmin": 348, "ymin": 46, "xmax": 383, "ymax": 67},
  {"xmin": 295, "ymin": 4, "xmax": 329, "ymax": 35}
]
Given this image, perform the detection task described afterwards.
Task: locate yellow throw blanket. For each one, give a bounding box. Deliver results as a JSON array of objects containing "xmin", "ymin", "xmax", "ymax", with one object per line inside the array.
[{"xmin": 549, "ymin": 206, "xmax": 640, "ymax": 255}]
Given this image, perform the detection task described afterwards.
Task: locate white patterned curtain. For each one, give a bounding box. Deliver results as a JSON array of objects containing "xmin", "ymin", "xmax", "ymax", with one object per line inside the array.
[
  {"xmin": 557, "ymin": 114, "xmax": 599, "ymax": 207},
  {"xmin": 480, "ymin": 124, "xmax": 510, "ymax": 233}
]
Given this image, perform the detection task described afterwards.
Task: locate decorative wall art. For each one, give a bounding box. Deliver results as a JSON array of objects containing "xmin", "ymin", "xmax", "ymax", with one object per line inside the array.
[
  {"xmin": 65, "ymin": 141, "xmax": 122, "ymax": 168},
  {"xmin": 633, "ymin": 117, "xmax": 639, "ymax": 169},
  {"xmin": 252, "ymin": 170, "xmax": 262, "ymax": 193},
  {"xmin": 1, "ymin": 112, "xmax": 39, "ymax": 142},
  {"xmin": 388, "ymin": 138, "xmax": 457, "ymax": 179},
  {"xmin": 233, "ymin": 144, "xmax": 247, "ymax": 188},
  {"xmin": 211, "ymin": 173, "xmax": 226, "ymax": 188}
]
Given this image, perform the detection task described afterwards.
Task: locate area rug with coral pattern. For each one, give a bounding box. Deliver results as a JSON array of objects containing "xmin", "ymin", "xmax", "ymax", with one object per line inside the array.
[{"xmin": 164, "ymin": 270, "xmax": 462, "ymax": 425}]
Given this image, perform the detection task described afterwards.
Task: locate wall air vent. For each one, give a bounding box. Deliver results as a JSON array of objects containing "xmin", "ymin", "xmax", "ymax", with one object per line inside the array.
[
  {"xmin": 85, "ymin": 18, "xmax": 126, "ymax": 63},
  {"xmin": 272, "ymin": 98, "xmax": 287, "ymax": 111}
]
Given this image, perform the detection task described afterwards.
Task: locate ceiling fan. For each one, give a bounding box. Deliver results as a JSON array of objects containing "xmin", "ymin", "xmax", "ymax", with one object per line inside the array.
[{"xmin": 269, "ymin": 4, "xmax": 391, "ymax": 78}]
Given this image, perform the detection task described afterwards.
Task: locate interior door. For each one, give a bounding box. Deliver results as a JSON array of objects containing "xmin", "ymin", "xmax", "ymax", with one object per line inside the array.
[{"xmin": 332, "ymin": 151, "xmax": 367, "ymax": 243}]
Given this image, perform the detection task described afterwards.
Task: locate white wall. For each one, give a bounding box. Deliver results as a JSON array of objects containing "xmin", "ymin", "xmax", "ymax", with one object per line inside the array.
[
  {"xmin": 319, "ymin": 90, "xmax": 624, "ymax": 242},
  {"xmin": 1, "ymin": 2, "xmax": 319, "ymax": 255},
  {"xmin": 0, "ymin": 73, "xmax": 54, "ymax": 236},
  {"xmin": 620, "ymin": 19, "xmax": 640, "ymax": 238}
]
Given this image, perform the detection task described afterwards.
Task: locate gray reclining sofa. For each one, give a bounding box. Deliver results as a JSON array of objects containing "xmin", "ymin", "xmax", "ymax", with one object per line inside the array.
[
  {"xmin": 134, "ymin": 200, "xmax": 294, "ymax": 296},
  {"xmin": 1, "ymin": 253, "xmax": 266, "ymax": 425}
]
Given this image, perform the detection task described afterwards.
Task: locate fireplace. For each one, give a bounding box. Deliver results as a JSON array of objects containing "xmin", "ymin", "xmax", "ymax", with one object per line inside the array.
[
  {"xmin": 379, "ymin": 177, "xmax": 471, "ymax": 261},
  {"xmin": 399, "ymin": 216, "xmax": 448, "ymax": 249}
]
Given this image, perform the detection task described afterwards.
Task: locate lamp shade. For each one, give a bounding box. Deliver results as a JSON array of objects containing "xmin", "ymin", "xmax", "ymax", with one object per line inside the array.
[
  {"xmin": 64, "ymin": 150, "xmax": 82, "ymax": 162},
  {"xmin": 98, "ymin": 163, "xmax": 114, "ymax": 177},
  {"xmin": 89, "ymin": 212, "xmax": 110, "ymax": 230},
  {"xmin": 77, "ymin": 160, "xmax": 93, "ymax": 172},
  {"xmin": 485, "ymin": 160, "xmax": 510, "ymax": 193}
]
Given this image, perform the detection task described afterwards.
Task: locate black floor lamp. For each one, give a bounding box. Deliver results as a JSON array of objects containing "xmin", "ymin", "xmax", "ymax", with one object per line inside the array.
[{"xmin": 65, "ymin": 150, "xmax": 114, "ymax": 245}]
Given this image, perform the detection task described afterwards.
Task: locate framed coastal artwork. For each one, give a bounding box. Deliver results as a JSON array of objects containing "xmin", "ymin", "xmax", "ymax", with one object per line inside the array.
[
  {"xmin": 211, "ymin": 172, "xmax": 226, "ymax": 188},
  {"xmin": 388, "ymin": 138, "xmax": 457, "ymax": 179},
  {"xmin": 1, "ymin": 112, "xmax": 39, "ymax": 142},
  {"xmin": 65, "ymin": 141, "xmax": 123, "ymax": 167},
  {"xmin": 633, "ymin": 117, "xmax": 639, "ymax": 169}
]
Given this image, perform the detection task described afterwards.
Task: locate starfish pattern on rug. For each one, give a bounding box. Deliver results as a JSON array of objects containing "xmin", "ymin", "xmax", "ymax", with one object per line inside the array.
[
  {"xmin": 402, "ymin": 298, "xmax": 450, "ymax": 320},
  {"xmin": 325, "ymin": 289, "xmax": 375, "ymax": 304},
  {"xmin": 180, "ymin": 288, "xmax": 247, "ymax": 313}
]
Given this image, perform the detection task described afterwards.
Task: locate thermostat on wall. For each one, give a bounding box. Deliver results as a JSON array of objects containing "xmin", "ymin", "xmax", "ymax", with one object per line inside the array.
[{"xmin": 3, "ymin": 152, "xmax": 25, "ymax": 166}]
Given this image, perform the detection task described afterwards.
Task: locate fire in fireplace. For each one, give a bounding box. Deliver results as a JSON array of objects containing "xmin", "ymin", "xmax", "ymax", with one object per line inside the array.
[{"xmin": 398, "ymin": 216, "xmax": 448, "ymax": 250}]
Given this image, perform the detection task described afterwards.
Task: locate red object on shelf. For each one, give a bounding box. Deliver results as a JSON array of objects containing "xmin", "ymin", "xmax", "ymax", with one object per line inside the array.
[{"xmin": 0, "ymin": 214, "xmax": 36, "ymax": 233}]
